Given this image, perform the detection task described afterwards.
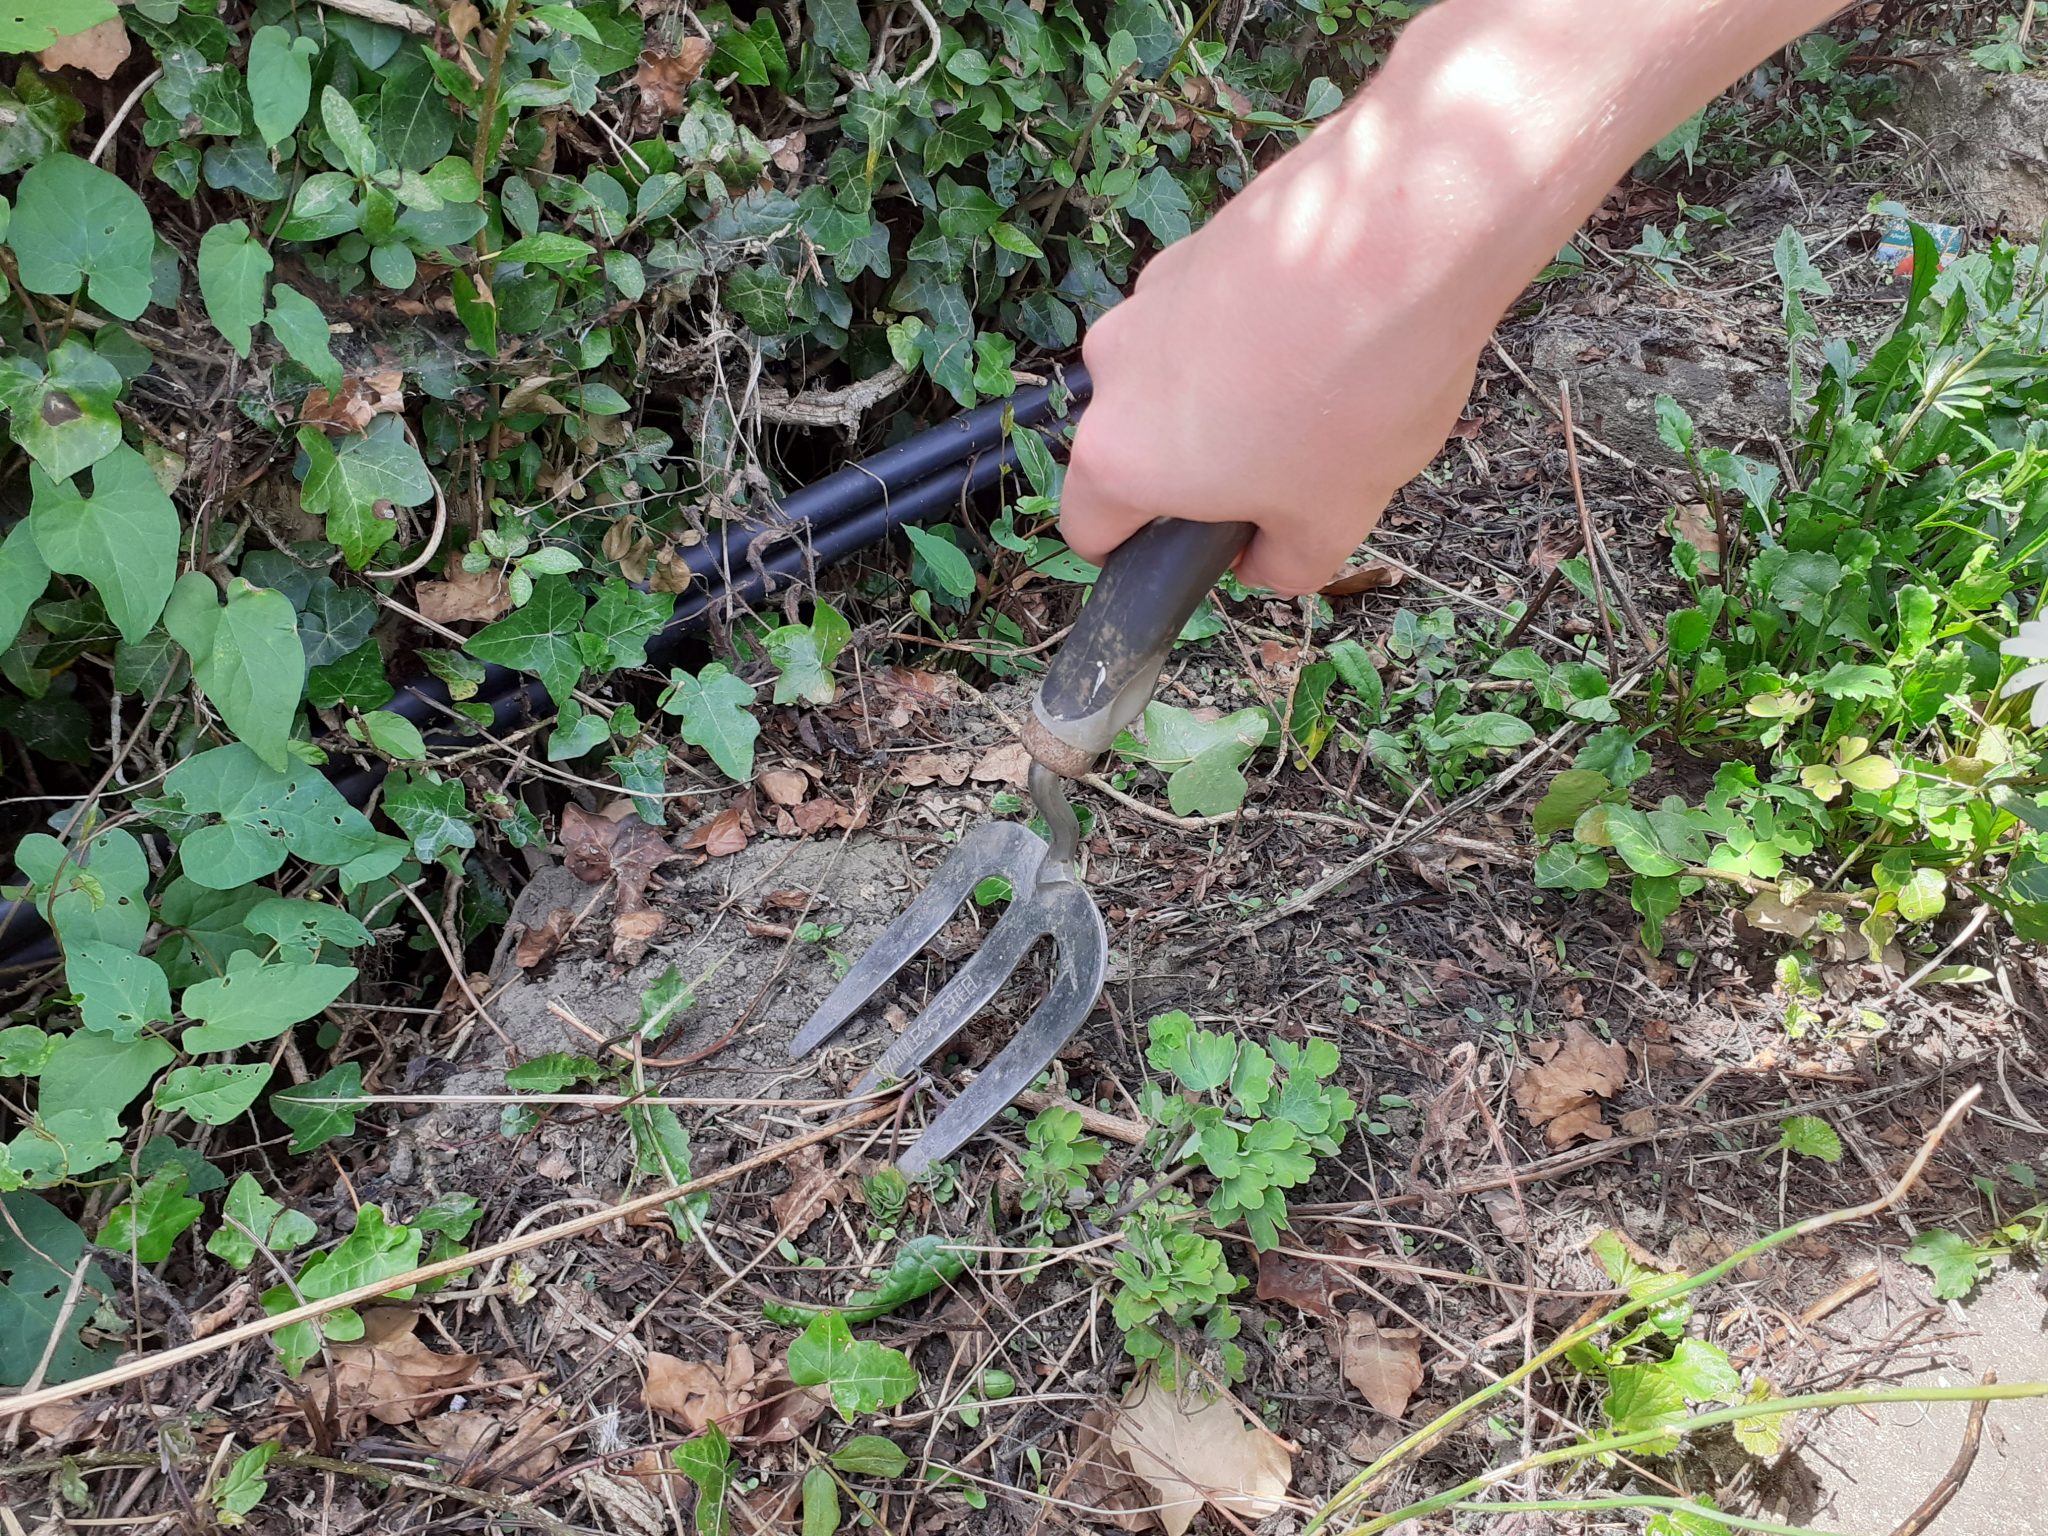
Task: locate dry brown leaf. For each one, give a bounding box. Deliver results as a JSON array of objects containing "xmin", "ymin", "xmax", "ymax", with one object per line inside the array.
[
  {"xmin": 514, "ymin": 907, "xmax": 576, "ymax": 969},
  {"xmin": 1068, "ymin": 1407, "xmax": 1156, "ymax": 1532},
  {"xmin": 645, "ymin": 1352, "xmax": 736, "ymax": 1432},
  {"xmin": 287, "ymin": 1308, "xmax": 479, "ymax": 1430},
  {"xmin": 770, "ymin": 1143, "xmax": 849, "ymax": 1234},
  {"xmin": 1618, "ymin": 1107, "xmax": 1659, "ymax": 1137},
  {"xmin": 39, "ymin": 14, "xmax": 130, "ymax": 77},
  {"xmin": 417, "ymin": 564, "xmax": 513, "ymax": 625},
  {"xmin": 610, "ymin": 907, "xmax": 666, "ymax": 965},
  {"xmin": 632, "ymin": 38, "xmax": 711, "ymax": 129},
  {"xmin": 683, "ymin": 806, "xmax": 751, "ymax": 857},
  {"xmin": 893, "ymin": 752, "xmax": 971, "ymax": 787},
  {"xmin": 790, "ymin": 798, "xmax": 848, "ymax": 835},
  {"xmin": 1674, "ymin": 502, "xmax": 1721, "ymax": 562},
  {"xmin": 561, "ymin": 803, "xmax": 621, "ymax": 882},
  {"xmin": 611, "ymin": 817, "xmax": 679, "ymax": 911},
  {"xmin": 1253, "ymin": 1239, "xmax": 1375, "ymax": 1320},
  {"xmin": 1333, "ymin": 1313, "xmax": 1424, "ymax": 1419},
  {"xmin": 758, "ymin": 768, "xmax": 809, "ymax": 806},
  {"xmin": 1511, "ymin": 1021, "xmax": 1628, "ymax": 1146},
  {"xmin": 300, "ymin": 370, "xmax": 405, "ymax": 432},
  {"xmin": 1109, "ymin": 1376, "xmax": 1293, "ymax": 1536},
  {"xmin": 410, "ymin": 1404, "xmax": 564, "ymax": 1489},
  {"xmin": 969, "ymin": 741, "xmax": 1032, "ymax": 785},
  {"xmin": 1319, "ymin": 563, "xmax": 1404, "ymax": 598},
  {"xmin": 733, "ymin": 1365, "xmax": 830, "ymax": 1444},
  {"xmin": 1743, "ymin": 891, "xmax": 1818, "ymax": 938}
]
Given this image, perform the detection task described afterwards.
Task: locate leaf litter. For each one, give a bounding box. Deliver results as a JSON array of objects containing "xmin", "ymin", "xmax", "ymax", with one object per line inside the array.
[{"xmin": 1107, "ymin": 1374, "xmax": 1294, "ymax": 1536}]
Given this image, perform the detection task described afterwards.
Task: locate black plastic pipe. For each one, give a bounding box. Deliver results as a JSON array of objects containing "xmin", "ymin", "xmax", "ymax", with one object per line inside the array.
[{"xmin": 0, "ymin": 369, "xmax": 1091, "ymax": 972}]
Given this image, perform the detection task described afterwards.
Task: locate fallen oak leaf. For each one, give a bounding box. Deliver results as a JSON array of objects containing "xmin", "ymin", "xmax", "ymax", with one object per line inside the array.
[
  {"xmin": 285, "ymin": 1308, "xmax": 479, "ymax": 1430},
  {"xmin": 1109, "ymin": 1374, "xmax": 1293, "ymax": 1536},
  {"xmin": 644, "ymin": 1343, "xmax": 754, "ymax": 1434},
  {"xmin": 409, "ymin": 1403, "xmax": 565, "ymax": 1490},
  {"xmin": 1068, "ymin": 1407, "xmax": 1156, "ymax": 1532},
  {"xmin": 770, "ymin": 1143, "xmax": 849, "ymax": 1235},
  {"xmin": 1510, "ymin": 1020, "xmax": 1628, "ymax": 1146},
  {"xmin": 299, "ymin": 370, "xmax": 405, "ymax": 433},
  {"xmin": 969, "ymin": 741, "xmax": 1031, "ymax": 785},
  {"xmin": 1332, "ymin": 1312, "xmax": 1424, "ymax": 1419}
]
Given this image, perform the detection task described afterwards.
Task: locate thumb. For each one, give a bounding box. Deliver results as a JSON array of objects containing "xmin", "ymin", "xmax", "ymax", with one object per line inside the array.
[
  {"xmin": 1056, "ymin": 445, "xmax": 1152, "ymax": 567},
  {"xmin": 1232, "ymin": 527, "xmax": 1353, "ymax": 599}
]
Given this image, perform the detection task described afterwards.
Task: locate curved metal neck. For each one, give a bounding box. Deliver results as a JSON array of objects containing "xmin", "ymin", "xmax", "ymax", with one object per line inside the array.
[{"xmin": 1028, "ymin": 761, "xmax": 1082, "ymax": 880}]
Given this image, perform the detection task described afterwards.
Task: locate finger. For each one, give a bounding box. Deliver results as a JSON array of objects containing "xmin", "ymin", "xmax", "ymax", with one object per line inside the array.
[
  {"xmin": 1056, "ymin": 429, "xmax": 1151, "ymax": 565},
  {"xmin": 1233, "ymin": 528, "xmax": 1353, "ymax": 599}
]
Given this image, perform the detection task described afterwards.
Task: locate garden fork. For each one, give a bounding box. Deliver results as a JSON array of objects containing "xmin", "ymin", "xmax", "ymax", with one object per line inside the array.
[{"xmin": 790, "ymin": 517, "xmax": 1254, "ymax": 1173}]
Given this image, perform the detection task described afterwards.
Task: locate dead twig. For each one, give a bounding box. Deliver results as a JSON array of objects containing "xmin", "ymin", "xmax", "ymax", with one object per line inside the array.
[{"xmin": 1885, "ymin": 1372, "xmax": 1996, "ymax": 1536}]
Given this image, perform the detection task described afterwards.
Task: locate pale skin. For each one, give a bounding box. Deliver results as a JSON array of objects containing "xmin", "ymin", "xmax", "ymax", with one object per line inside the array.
[{"xmin": 1057, "ymin": 0, "xmax": 1851, "ymax": 596}]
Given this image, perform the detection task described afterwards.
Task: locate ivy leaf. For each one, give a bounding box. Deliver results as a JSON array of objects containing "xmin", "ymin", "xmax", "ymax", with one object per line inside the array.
[
  {"xmin": 267, "ymin": 1203, "xmax": 421, "ymax": 1374},
  {"xmin": 0, "ymin": 337, "xmax": 123, "ymax": 479},
  {"xmin": 1122, "ymin": 166, "xmax": 1192, "ymax": 244},
  {"xmin": 179, "ymin": 952, "xmax": 358, "ymax": 1054},
  {"xmin": 28, "ymin": 446, "xmax": 179, "ymax": 644},
  {"xmin": 248, "ymin": 26, "xmax": 319, "ymax": 146},
  {"xmin": 196, "ymin": 220, "xmax": 274, "ymax": 358},
  {"xmin": 13, "ymin": 826, "xmax": 149, "ymax": 950},
  {"xmin": 266, "ymin": 282, "xmax": 343, "ymax": 392},
  {"xmin": 207, "ymin": 1173, "xmax": 314, "ymax": 1267},
  {"xmin": 669, "ymin": 1423, "xmax": 734, "ymax": 1536},
  {"xmin": 1167, "ymin": 743, "xmax": 1252, "ymax": 817},
  {"xmin": 65, "ymin": 940, "xmax": 172, "ymax": 1040},
  {"xmin": 382, "ymin": 771, "xmax": 477, "ymax": 863},
  {"xmin": 212, "ymin": 1443, "xmax": 280, "ymax": 1526},
  {"xmin": 922, "ymin": 114, "xmax": 993, "ymax": 174},
  {"xmin": 163, "ymin": 573, "xmax": 306, "ymax": 771},
  {"xmin": 0, "ymin": 1191, "xmax": 114, "ymax": 1385},
  {"xmin": 466, "ymin": 574, "xmax": 586, "ymax": 708},
  {"xmin": 1774, "ymin": 1114, "xmax": 1842, "ymax": 1163},
  {"xmin": 787, "ymin": 1311, "xmax": 920, "ymax": 1420},
  {"xmin": 1533, "ymin": 769, "xmax": 1612, "ymax": 838},
  {"xmin": 581, "ymin": 579, "xmax": 673, "ymax": 670},
  {"xmin": 8, "ymin": 152, "xmax": 155, "ymax": 319},
  {"xmin": 298, "ymin": 418, "xmax": 434, "ymax": 571},
  {"xmin": 1533, "ymin": 844, "xmax": 1610, "ymax": 892},
  {"xmin": 271, "ymin": 1062, "xmax": 366, "ymax": 1154},
  {"xmin": 346, "ymin": 709, "xmax": 428, "ymax": 760},
  {"xmin": 763, "ymin": 601, "xmax": 851, "ymax": 705},
  {"xmin": 659, "ymin": 662, "xmax": 759, "ymax": 781},
  {"xmin": 33, "ymin": 1030, "xmax": 175, "ymax": 1179},
  {"xmin": 154, "ymin": 1063, "xmax": 275, "ymax": 1125},
  {"xmin": 95, "ymin": 1168, "xmax": 203, "ymax": 1264},
  {"xmin": 244, "ymin": 897, "xmax": 375, "ymax": 958}
]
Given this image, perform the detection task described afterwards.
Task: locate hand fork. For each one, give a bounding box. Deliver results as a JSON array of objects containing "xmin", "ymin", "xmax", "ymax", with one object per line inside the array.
[{"xmin": 790, "ymin": 518, "xmax": 1254, "ymax": 1173}]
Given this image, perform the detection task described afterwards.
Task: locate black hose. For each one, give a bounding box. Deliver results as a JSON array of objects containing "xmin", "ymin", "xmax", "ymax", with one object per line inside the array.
[{"xmin": 0, "ymin": 369, "xmax": 1092, "ymax": 972}]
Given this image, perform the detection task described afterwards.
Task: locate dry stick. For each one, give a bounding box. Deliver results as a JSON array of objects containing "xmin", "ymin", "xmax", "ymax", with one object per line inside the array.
[
  {"xmin": 1312, "ymin": 1086, "xmax": 1984, "ymax": 1531},
  {"xmin": 1885, "ymin": 1371, "xmax": 1995, "ymax": 1536},
  {"xmin": 1559, "ymin": 382, "xmax": 1622, "ymax": 676},
  {"xmin": 0, "ymin": 1099, "xmax": 899, "ymax": 1424}
]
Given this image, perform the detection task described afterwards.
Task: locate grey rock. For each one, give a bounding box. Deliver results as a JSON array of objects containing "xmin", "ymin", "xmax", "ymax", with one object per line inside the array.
[{"xmin": 1900, "ymin": 51, "xmax": 2048, "ymax": 232}]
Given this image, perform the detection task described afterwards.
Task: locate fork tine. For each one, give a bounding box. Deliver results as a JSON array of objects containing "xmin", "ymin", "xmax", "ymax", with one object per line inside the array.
[
  {"xmin": 896, "ymin": 882, "xmax": 1107, "ymax": 1175},
  {"xmin": 787, "ymin": 821, "xmax": 1044, "ymax": 1057},
  {"xmin": 852, "ymin": 901, "xmax": 1051, "ymax": 1092}
]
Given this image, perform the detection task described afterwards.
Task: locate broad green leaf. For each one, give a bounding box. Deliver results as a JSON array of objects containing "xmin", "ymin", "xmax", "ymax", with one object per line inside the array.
[
  {"xmin": 196, "ymin": 221, "xmax": 273, "ymax": 358},
  {"xmin": 13, "ymin": 826, "xmax": 149, "ymax": 950},
  {"xmin": 1533, "ymin": 843, "xmax": 1610, "ymax": 891},
  {"xmin": 498, "ymin": 232, "xmax": 596, "ymax": 266},
  {"xmin": 1533, "ymin": 769, "xmax": 1611, "ymax": 837},
  {"xmin": 267, "ymin": 1203, "xmax": 421, "ymax": 1373},
  {"xmin": 346, "ymin": 709, "xmax": 427, "ymax": 760},
  {"xmin": 764, "ymin": 601, "xmax": 850, "ymax": 705},
  {"xmin": 761, "ymin": 1233, "xmax": 966, "ymax": 1325},
  {"xmin": 1897, "ymin": 866, "xmax": 1946, "ymax": 923},
  {"xmin": 1813, "ymin": 662, "xmax": 1894, "ymax": 700},
  {"xmin": 659, "ymin": 661, "xmax": 759, "ymax": 781},
  {"xmin": 270, "ymin": 171, "xmax": 361, "ymax": 242},
  {"xmin": 248, "ymin": 26, "xmax": 318, "ymax": 147},
  {"xmin": 903, "ymin": 524, "xmax": 976, "ymax": 599},
  {"xmin": 1601, "ymin": 1361, "xmax": 1689, "ymax": 1452},
  {"xmin": 0, "ymin": 1190, "xmax": 115, "ymax": 1385},
  {"xmin": 806, "ymin": 0, "xmax": 868, "ymax": 67},
  {"xmin": 0, "ymin": 0, "xmax": 117, "ymax": 50},
  {"xmin": 0, "ymin": 337, "xmax": 123, "ymax": 478},
  {"xmin": 33, "ymin": 1030, "xmax": 175, "ymax": 1179},
  {"xmin": 0, "ymin": 518, "xmax": 50, "ymax": 651},
  {"xmin": 28, "ymin": 446, "xmax": 178, "ymax": 644},
  {"xmin": 266, "ymin": 282, "xmax": 343, "ymax": 392},
  {"xmin": 162, "ymin": 745, "xmax": 390, "ymax": 887},
  {"xmin": 320, "ymin": 85, "xmax": 378, "ymax": 177},
  {"xmin": 1905, "ymin": 1229, "xmax": 1984, "ymax": 1300},
  {"xmin": 1606, "ymin": 807, "xmax": 1684, "ymax": 877},
  {"xmin": 382, "ymin": 771, "xmax": 476, "ymax": 863},
  {"xmin": 466, "ymin": 574, "xmax": 586, "ymax": 709},
  {"xmin": 505, "ymin": 1053, "xmax": 604, "ymax": 1092},
  {"xmin": 203, "ymin": 1179, "xmax": 315, "ymax": 1261},
  {"xmin": 803, "ymin": 1465, "xmax": 841, "ymax": 1536},
  {"xmin": 163, "ymin": 573, "xmax": 306, "ymax": 771},
  {"xmin": 154, "ymin": 1063, "xmax": 274, "ymax": 1125},
  {"xmin": 787, "ymin": 1311, "xmax": 920, "ymax": 1420},
  {"xmin": 308, "ymin": 639, "xmax": 393, "ymax": 710},
  {"xmin": 1775, "ymin": 1114, "xmax": 1842, "ymax": 1163},
  {"xmin": 95, "ymin": 1168, "xmax": 203, "ymax": 1265},
  {"xmin": 212, "ymin": 1442, "xmax": 279, "ymax": 1526},
  {"xmin": 1302, "ymin": 76, "xmax": 1342, "ymax": 118},
  {"xmin": 1166, "ymin": 743, "xmax": 1252, "ymax": 817},
  {"xmin": 298, "ymin": 418, "xmax": 434, "ymax": 570},
  {"xmin": 1662, "ymin": 1338, "xmax": 1741, "ymax": 1403},
  {"xmin": 1729, "ymin": 1381, "xmax": 1784, "ymax": 1459},
  {"xmin": 66, "ymin": 940, "xmax": 171, "ymax": 1040},
  {"xmin": 829, "ymin": 1436, "xmax": 909, "ymax": 1477},
  {"xmin": 625, "ymin": 1102, "xmax": 710, "ymax": 1239},
  {"xmin": 271, "ymin": 1062, "xmax": 365, "ymax": 1154},
  {"xmin": 0, "ymin": 1025, "xmax": 56, "ymax": 1078},
  {"xmin": 582, "ymin": 579, "xmax": 673, "ymax": 670},
  {"xmin": 245, "ymin": 897, "xmax": 374, "ymax": 957},
  {"xmin": 8, "ymin": 153, "xmax": 154, "ymax": 319},
  {"xmin": 179, "ymin": 952, "xmax": 358, "ymax": 1054}
]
